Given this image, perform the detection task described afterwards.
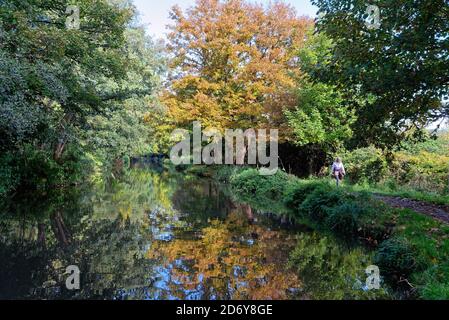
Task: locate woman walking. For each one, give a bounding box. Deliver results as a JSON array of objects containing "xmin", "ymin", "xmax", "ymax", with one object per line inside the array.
[{"xmin": 332, "ymin": 157, "xmax": 346, "ymax": 187}]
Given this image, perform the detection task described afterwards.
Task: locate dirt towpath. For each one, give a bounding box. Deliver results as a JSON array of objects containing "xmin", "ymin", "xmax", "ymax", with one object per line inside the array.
[{"xmin": 375, "ymin": 195, "xmax": 449, "ymax": 224}]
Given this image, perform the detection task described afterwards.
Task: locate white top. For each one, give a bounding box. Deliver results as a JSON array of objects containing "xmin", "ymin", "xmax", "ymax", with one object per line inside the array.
[{"xmin": 332, "ymin": 162, "xmax": 345, "ymax": 174}]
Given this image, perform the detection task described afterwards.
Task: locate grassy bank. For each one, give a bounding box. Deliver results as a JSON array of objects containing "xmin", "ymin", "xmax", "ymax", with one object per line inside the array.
[{"xmin": 187, "ymin": 165, "xmax": 449, "ymax": 299}]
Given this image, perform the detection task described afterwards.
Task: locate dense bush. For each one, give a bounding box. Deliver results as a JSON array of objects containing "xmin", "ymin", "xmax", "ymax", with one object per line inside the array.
[
  {"xmin": 326, "ymin": 197, "xmax": 392, "ymax": 244},
  {"xmin": 213, "ymin": 165, "xmax": 241, "ymax": 183},
  {"xmin": 390, "ymin": 150, "xmax": 449, "ymax": 194},
  {"xmin": 298, "ymin": 186, "xmax": 348, "ymax": 224},
  {"xmin": 284, "ymin": 180, "xmax": 324, "ymax": 209},
  {"xmin": 324, "ymin": 202, "xmax": 367, "ymax": 240},
  {"xmin": 341, "ymin": 134, "xmax": 449, "ymax": 195},
  {"xmin": 11, "ymin": 144, "xmax": 91, "ymax": 191},
  {"xmin": 342, "ymin": 146, "xmax": 388, "ymax": 183},
  {"xmin": 290, "ymin": 185, "xmax": 391, "ymax": 243},
  {"xmin": 374, "ymin": 237, "xmax": 419, "ymax": 281},
  {"xmin": 230, "ymin": 168, "xmax": 292, "ymax": 213}
]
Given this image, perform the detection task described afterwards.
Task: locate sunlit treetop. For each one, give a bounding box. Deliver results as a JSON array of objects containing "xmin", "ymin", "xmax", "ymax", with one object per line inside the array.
[{"xmin": 163, "ymin": 0, "xmax": 313, "ymax": 137}]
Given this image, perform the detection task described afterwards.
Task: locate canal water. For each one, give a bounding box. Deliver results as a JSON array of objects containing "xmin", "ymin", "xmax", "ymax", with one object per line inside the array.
[{"xmin": 0, "ymin": 164, "xmax": 388, "ymax": 300}]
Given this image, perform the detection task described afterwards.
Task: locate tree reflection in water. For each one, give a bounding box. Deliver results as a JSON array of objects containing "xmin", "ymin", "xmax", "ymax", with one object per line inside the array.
[
  {"xmin": 147, "ymin": 205, "xmax": 300, "ymax": 300},
  {"xmin": 1, "ymin": 165, "xmax": 365, "ymax": 300}
]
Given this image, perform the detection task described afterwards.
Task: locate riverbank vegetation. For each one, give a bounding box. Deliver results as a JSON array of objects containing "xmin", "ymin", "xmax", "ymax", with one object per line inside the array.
[
  {"xmin": 0, "ymin": 0, "xmax": 165, "ymax": 197},
  {"xmin": 190, "ymin": 165, "xmax": 449, "ymax": 299},
  {"xmin": 1, "ymin": 0, "xmax": 448, "ymax": 300}
]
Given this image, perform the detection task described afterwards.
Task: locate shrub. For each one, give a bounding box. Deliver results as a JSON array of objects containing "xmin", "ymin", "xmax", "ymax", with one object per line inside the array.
[
  {"xmin": 284, "ymin": 180, "xmax": 325, "ymax": 209},
  {"xmin": 230, "ymin": 168, "xmax": 291, "ymax": 212},
  {"xmin": 374, "ymin": 237, "xmax": 419, "ymax": 281},
  {"xmin": 342, "ymin": 146, "xmax": 388, "ymax": 184},
  {"xmin": 299, "ymin": 186, "xmax": 350, "ymax": 224},
  {"xmin": 214, "ymin": 165, "xmax": 241, "ymax": 183},
  {"xmin": 343, "ymin": 134, "xmax": 449, "ymax": 195},
  {"xmin": 324, "ymin": 202, "xmax": 366, "ymax": 241},
  {"xmin": 13, "ymin": 143, "xmax": 90, "ymax": 191},
  {"xmin": 324, "ymin": 197, "xmax": 392, "ymax": 244},
  {"xmin": 390, "ymin": 151, "xmax": 449, "ymax": 194}
]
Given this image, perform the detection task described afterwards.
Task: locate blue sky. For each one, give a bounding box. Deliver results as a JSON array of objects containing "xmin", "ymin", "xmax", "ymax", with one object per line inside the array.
[{"xmin": 133, "ymin": 0, "xmax": 317, "ymax": 40}]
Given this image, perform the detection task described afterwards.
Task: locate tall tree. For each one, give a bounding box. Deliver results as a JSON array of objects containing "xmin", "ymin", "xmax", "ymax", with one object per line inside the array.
[
  {"xmin": 285, "ymin": 30, "xmax": 356, "ymax": 153},
  {"xmin": 0, "ymin": 0, "xmax": 162, "ymax": 192},
  {"xmin": 1, "ymin": 0, "xmax": 135, "ymax": 155},
  {"xmin": 83, "ymin": 27, "xmax": 165, "ymax": 172},
  {"xmin": 312, "ymin": 0, "xmax": 449, "ymax": 147},
  {"xmin": 164, "ymin": 0, "xmax": 312, "ymax": 136}
]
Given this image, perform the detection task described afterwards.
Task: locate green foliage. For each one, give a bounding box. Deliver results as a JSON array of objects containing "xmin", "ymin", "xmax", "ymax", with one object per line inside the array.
[
  {"xmin": 341, "ymin": 133, "xmax": 448, "ymax": 195},
  {"xmin": 374, "ymin": 237, "xmax": 419, "ymax": 281},
  {"xmin": 298, "ymin": 186, "xmax": 346, "ymax": 224},
  {"xmin": 0, "ymin": 0, "xmax": 164, "ymax": 195},
  {"xmin": 293, "ymin": 185, "xmax": 391, "ymax": 243},
  {"xmin": 421, "ymin": 282, "xmax": 449, "ymax": 300},
  {"xmin": 324, "ymin": 202, "xmax": 367, "ymax": 240},
  {"xmin": 342, "ymin": 146, "xmax": 388, "ymax": 183},
  {"xmin": 285, "ymin": 80, "xmax": 355, "ymax": 151},
  {"xmin": 213, "ymin": 166, "xmax": 241, "ymax": 183},
  {"xmin": 312, "ymin": 0, "xmax": 449, "ymax": 147},
  {"xmin": 401, "ymin": 132, "xmax": 449, "ymax": 156},
  {"xmin": 83, "ymin": 28, "xmax": 165, "ymax": 169},
  {"xmin": 230, "ymin": 168, "xmax": 291, "ymax": 213},
  {"xmin": 391, "ymin": 209, "xmax": 449, "ymax": 299},
  {"xmin": 285, "ymin": 31, "xmax": 355, "ymax": 152},
  {"xmin": 391, "ymin": 149, "xmax": 449, "ymax": 195},
  {"xmin": 0, "ymin": 153, "xmax": 19, "ymax": 196},
  {"xmin": 14, "ymin": 143, "xmax": 92, "ymax": 190},
  {"xmin": 284, "ymin": 180, "xmax": 324, "ymax": 210},
  {"xmin": 419, "ymin": 262, "xmax": 449, "ymax": 299}
]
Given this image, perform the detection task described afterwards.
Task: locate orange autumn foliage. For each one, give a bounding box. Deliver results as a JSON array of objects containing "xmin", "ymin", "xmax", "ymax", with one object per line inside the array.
[
  {"xmin": 164, "ymin": 0, "xmax": 313, "ymax": 138},
  {"xmin": 146, "ymin": 208, "xmax": 301, "ymax": 300}
]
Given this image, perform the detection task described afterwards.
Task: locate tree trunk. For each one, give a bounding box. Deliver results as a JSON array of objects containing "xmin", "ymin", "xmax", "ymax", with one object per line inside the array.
[
  {"xmin": 37, "ymin": 223, "xmax": 46, "ymax": 248},
  {"xmin": 51, "ymin": 211, "xmax": 71, "ymax": 246},
  {"xmin": 243, "ymin": 204, "xmax": 254, "ymax": 222},
  {"xmin": 53, "ymin": 139, "xmax": 66, "ymax": 161}
]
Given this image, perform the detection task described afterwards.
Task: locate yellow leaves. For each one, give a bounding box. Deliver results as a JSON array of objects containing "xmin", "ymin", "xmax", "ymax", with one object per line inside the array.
[
  {"xmin": 389, "ymin": 147, "xmax": 449, "ymax": 193},
  {"xmin": 119, "ymin": 205, "xmax": 132, "ymax": 221},
  {"xmin": 164, "ymin": 0, "xmax": 313, "ymax": 135}
]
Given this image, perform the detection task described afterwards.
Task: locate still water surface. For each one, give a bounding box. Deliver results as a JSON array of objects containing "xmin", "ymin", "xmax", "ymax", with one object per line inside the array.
[{"xmin": 0, "ymin": 165, "xmax": 304, "ymax": 299}]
